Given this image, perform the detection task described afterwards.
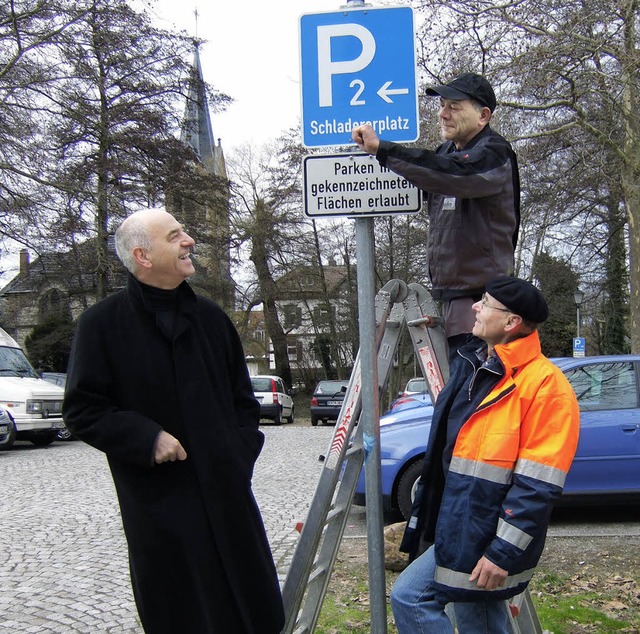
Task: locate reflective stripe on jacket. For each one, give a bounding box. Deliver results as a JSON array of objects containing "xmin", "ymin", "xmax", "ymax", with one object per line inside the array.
[{"xmin": 400, "ymin": 331, "xmax": 580, "ymax": 602}]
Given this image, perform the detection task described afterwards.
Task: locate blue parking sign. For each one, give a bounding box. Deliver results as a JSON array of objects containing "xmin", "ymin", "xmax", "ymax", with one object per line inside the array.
[{"xmin": 299, "ymin": 7, "xmax": 418, "ymax": 147}]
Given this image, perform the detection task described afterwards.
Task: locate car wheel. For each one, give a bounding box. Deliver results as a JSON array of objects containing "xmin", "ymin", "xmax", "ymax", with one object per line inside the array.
[
  {"xmin": 397, "ymin": 459, "xmax": 424, "ymax": 521},
  {"xmin": 29, "ymin": 432, "xmax": 58, "ymax": 447},
  {"xmin": 311, "ymin": 417, "xmax": 318, "ymax": 427},
  {"xmin": 273, "ymin": 409, "xmax": 283, "ymax": 425},
  {"xmin": 286, "ymin": 406, "xmax": 295, "ymax": 424},
  {"xmin": 0, "ymin": 422, "xmax": 16, "ymax": 451}
]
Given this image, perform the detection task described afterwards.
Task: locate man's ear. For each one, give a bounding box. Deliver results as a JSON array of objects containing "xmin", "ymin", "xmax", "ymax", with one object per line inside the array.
[
  {"xmin": 504, "ymin": 313, "xmax": 523, "ymax": 335},
  {"xmin": 480, "ymin": 107, "xmax": 492, "ymax": 125},
  {"xmin": 133, "ymin": 247, "xmax": 152, "ymax": 269}
]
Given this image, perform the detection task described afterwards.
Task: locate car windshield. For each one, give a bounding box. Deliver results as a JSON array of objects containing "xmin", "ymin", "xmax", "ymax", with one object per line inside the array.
[
  {"xmin": 315, "ymin": 380, "xmax": 347, "ymax": 395},
  {"xmin": 251, "ymin": 377, "xmax": 273, "ymax": 392},
  {"xmin": 0, "ymin": 346, "xmax": 39, "ymax": 379}
]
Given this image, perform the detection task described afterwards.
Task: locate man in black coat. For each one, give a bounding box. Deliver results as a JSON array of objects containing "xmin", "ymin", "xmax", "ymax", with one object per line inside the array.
[{"xmin": 63, "ymin": 207, "xmax": 285, "ymax": 634}]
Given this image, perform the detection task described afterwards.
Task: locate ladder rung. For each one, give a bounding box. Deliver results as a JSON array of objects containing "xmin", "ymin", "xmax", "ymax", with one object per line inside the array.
[
  {"xmin": 326, "ymin": 504, "xmax": 346, "ymax": 524},
  {"xmin": 407, "ymin": 316, "xmax": 444, "ymax": 327},
  {"xmin": 308, "ymin": 563, "xmax": 328, "ymax": 584},
  {"xmin": 345, "ymin": 444, "xmax": 363, "ymax": 458}
]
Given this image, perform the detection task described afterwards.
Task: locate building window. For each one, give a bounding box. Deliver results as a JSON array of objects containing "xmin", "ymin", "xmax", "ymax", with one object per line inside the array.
[
  {"xmin": 287, "ymin": 340, "xmax": 303, "ymax": 362},
  {"xmin": 284, "ymin": 304, "xmax": 302, "ymax": 328},
  {"xmin": 38, "ymin": 288, "xmax": 69, "ymax": 321},
  {"xmin": 313, "ymin": 305, "xmax": 335, "ymax": 326}
]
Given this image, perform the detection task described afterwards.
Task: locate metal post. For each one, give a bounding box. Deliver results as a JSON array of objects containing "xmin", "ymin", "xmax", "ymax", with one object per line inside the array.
[
  {"xmin": 576, "ymin": 305, "xmax": 581, "ymax": 338},
  {"xmin": 355, "ymin": 217, "xmax": 387, "ymax": 633},
  {"xmin": 573, "ymin": 287, "xmax": 584, "ymax": 339}
]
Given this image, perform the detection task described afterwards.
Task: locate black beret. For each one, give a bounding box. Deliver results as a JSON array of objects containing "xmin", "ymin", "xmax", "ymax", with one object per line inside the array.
[{"xmin": 485, "ymin": 276, "xmax": 549, "ymax": 323}]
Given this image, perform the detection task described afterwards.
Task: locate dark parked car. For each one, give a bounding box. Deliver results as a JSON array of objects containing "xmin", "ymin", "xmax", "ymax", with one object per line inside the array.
[
  {"xmin": 41, "ymin": 372, "xmax": 74, "ymax": 440},
  {"xmin": 310, "ymin": 379, "xmax": 349, "ymax": 426},
  {"xmin": 0, "ymin": 405, "xmax": 16, "ymax": 450},
  {"xmin": 355, "ymin": 355, "xmax": 640, "ymax": 518}
]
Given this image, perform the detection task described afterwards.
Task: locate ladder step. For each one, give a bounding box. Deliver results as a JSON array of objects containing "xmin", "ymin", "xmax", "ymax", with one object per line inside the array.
[
  {"xmin": 308, "ymin": 564, "xmax": 328, "ymax": 584},
  {"xmin": 407, "ymin": 315, "xmax": 444, "ymax": 327},
  {"xmin": 345, "ymin": 444, "xmax": 362, "ymax": 458},
  {"xmin": 326, "ymin": 505, "xmax": 346, "ymax": 523}
]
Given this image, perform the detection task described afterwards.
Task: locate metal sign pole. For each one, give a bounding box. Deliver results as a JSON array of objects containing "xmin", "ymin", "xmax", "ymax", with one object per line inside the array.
[{"xmin": 355, "ymin": 216, "xmax": 387, "ymax": 633}]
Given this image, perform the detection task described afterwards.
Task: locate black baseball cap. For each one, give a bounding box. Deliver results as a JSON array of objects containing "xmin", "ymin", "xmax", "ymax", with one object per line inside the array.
[{"xmin": 426, "ymin": 73, "xmax": 497, "ymax": 112}]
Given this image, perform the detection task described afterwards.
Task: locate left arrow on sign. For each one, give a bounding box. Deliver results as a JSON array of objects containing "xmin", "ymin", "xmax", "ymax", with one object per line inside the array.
[{"xmin": 377, "ymin": 81, "xmax": 409, "ymax": 103}]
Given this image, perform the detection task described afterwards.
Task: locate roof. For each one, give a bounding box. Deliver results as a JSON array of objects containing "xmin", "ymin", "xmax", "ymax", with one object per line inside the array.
[
  {"xmin": 274, "ymin": 265, "xmax": 354, "ymax": 299},
  {"xmin": 0, "ymin": 240, "xmax": 126, "ymax": 297}
]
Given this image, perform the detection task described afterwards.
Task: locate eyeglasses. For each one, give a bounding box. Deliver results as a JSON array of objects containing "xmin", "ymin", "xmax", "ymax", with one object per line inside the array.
[{"xmin": 479, "ymin": 293, "xmax": 512, "ymax": 313}]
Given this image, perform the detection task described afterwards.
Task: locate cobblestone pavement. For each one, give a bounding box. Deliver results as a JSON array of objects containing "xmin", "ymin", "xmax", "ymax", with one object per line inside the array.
[{"xmin": 0, "ymin": 424, "xmax": 336, "ymax": 632}]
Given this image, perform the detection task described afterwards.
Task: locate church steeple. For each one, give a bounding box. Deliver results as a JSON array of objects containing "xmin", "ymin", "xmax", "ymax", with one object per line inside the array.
[
  {"xmin": 181, "ymin": 43, "xmax": 227, "ymax": 180},
  {"xmin": 170, "ymin": 41, "xmax": 235, "ymax": 311}
]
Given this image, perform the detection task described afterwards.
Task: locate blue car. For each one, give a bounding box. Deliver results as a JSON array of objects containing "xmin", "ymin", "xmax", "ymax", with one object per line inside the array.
[{"xmin": 355, "ymin": 355, "xmax": 640, "ymax": 519}]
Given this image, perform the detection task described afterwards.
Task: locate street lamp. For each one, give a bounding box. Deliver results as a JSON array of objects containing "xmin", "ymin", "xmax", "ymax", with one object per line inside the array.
[{"xmin": 573, "ymin": 288, "xmax": 584, "ymax": 338}]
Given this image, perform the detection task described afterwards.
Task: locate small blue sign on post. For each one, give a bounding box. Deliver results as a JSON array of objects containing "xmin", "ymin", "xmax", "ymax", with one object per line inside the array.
[
  {"xmin": 573, "ymin": 337, "xmax": 586, "ymax": 358},
  {"xmin": 299, "ymin": 6, "xmax": 418, "ymax": 148}
]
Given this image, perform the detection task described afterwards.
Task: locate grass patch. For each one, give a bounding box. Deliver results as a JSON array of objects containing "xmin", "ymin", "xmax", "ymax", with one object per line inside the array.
[
  {"xmin": 535, "ymin": 595, "xmax": 633, "ymax": 633},
  {"xmin": 315, "ymin": 561, "xmax": 399, "ymax": 633},
  {"xmin": 530, "ymin": 564, "xmax": 639, "ymax": 634},
  {"xmin": 313, "ymin": 537, "xmax": 640, "ymax": 634}
]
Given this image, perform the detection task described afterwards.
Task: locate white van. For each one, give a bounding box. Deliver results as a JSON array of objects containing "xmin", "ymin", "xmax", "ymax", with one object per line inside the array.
[{"xmin": 0, "ymin": 327, "xmax": 65, "ymax": 447}]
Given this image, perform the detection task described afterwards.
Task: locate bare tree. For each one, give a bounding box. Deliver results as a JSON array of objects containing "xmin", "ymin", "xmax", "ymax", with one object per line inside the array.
[
  {"xmin": 414, "ymin": 0, "xmax": 638, "ymax": 349},
  {"xmin": 1, "ymin": 0, "xmax": 229, "ymax": 300},
  {"xmin": 228, "ymin": 136, "xmax": 310, "ymax": 387}
]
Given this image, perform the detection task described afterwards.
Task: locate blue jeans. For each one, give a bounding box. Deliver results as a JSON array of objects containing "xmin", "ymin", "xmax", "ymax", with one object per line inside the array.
[{"xmin": 390, "ymin": 546, "xmax": 511, "ymax": 634}]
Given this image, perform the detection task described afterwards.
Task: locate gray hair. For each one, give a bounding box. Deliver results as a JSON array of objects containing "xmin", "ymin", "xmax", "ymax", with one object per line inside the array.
[{"xmin": 114, "ymin": 210, "xmax": 155, "ymax": 273}]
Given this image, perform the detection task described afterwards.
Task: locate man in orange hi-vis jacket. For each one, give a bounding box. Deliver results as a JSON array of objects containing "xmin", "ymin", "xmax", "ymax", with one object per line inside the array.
[{"xmin": 390, "ymin": 276, "xmax": 580, "ymax": 634}]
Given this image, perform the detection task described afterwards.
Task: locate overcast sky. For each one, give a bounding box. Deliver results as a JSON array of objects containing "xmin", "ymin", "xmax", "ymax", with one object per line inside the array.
[
  {"xmin": 147, "ymin": 0, "xmax": 355, "ymax": 151},
  {"xmin": 3, "ymin": 1, "xmax": 403, "ymax": 283}
]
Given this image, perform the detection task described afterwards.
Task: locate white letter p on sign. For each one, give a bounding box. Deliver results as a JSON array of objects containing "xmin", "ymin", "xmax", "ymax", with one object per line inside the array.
[{"xmin": 317, "ymin": 24, "xmax": 376, "ymax": 108}]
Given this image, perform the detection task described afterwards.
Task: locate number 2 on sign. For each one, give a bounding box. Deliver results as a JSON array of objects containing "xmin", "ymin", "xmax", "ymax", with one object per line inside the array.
[{"xmin": 350, "ymin": 79, "xmax": 365, "ymax": 105}]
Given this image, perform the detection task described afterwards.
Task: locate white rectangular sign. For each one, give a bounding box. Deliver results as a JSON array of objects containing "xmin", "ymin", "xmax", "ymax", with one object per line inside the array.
[{"xmin": 303, "ymin": 153, "xmax": 422, "ymax": 217}]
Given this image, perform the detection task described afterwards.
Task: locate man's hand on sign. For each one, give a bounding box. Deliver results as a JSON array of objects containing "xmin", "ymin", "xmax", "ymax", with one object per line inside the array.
[{"xmin": 352, "ymin": 124, "xmax": 381, "ymax": 155}]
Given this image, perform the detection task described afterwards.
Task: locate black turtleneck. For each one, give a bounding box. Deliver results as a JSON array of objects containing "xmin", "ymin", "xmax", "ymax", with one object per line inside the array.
[{"xmin": 138, "ymin": 281, "xmax": 180, "ymax": 339}]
